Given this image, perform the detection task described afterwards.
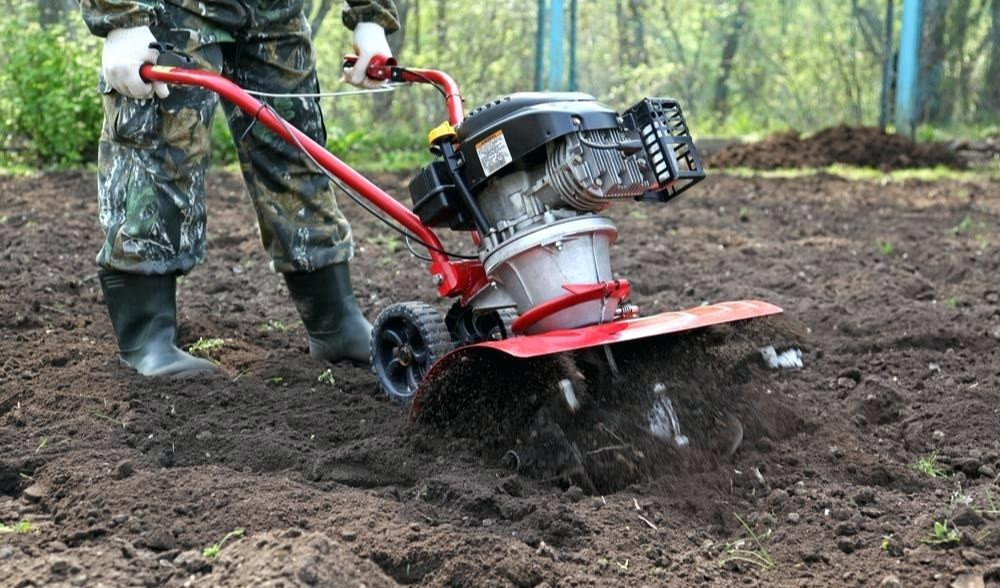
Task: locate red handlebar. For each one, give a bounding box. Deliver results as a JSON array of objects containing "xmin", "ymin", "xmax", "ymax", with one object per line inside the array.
[{"xmin": 341, "ymin": 55, "xmax": 464, "ymax": 126}]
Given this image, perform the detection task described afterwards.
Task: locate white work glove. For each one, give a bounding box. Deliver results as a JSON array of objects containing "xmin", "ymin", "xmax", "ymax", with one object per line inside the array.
[
  {"xmin": 102, "ymin": 26, "xmax": 170, "ymax": 100},
  {"xmin": 345, "ymin": 22, "xmax": 392, "ymax": 89}
]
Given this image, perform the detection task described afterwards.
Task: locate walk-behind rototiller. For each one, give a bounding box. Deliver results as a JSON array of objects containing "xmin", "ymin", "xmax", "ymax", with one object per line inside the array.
[{"xmin": 142, "ymin": 48, "xmax": 786, "ymax": 487}]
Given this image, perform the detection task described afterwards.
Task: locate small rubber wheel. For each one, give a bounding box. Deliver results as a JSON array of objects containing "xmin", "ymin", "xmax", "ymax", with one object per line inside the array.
[{"xmin": 371, "ymin": 301, "xmax": 452, "ymax": 404}]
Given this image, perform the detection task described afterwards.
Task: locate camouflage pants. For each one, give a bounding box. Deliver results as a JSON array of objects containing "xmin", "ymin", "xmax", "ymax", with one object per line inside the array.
[{"xmin": 97, "ymin": 0, "xmax": 353, "ymax": 275}]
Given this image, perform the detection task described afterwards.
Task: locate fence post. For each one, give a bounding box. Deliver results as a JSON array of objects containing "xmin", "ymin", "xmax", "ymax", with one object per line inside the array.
[
  {"xmin": 894, "ymin": 0, "xmax": 923, "ymax": 138},
  {"xmin": 547, "ymin": 0, "xmax": 565, "ymax": 90}
]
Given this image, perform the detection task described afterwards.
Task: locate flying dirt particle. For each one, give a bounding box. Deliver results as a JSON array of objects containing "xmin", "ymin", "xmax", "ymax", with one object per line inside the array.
[
  {"xmin": 559, "ymin": 379, "xmax": 580, "ymax": 413},
  {"xmin": 647, "ymin": 384, "xmax": 689, "ymax": 448},
  {"xmin": 760, "ymin": 345, "xmax": 803, "ymax": 369}
]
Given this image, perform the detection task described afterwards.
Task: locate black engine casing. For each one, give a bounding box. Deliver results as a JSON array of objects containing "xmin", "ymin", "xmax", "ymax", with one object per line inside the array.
[{"xmin": 456, "ymin": 92, "xmax": 620, "ymax": 190}]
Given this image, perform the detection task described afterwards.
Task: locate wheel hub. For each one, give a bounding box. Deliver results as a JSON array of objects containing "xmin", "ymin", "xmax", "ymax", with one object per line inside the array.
[{"xmin": 396, "ymin": 344, "xmax": 414, "ymax": 366}]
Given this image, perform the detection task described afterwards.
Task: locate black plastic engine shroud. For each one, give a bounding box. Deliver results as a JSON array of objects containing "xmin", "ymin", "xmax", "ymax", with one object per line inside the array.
[
  {"xmin": 407, "ymin": 92, "xmax": 705, "ymax": 232},
  {"xmin": 456, "ymin": 92, "xmax": 621, "ymax": 190}
]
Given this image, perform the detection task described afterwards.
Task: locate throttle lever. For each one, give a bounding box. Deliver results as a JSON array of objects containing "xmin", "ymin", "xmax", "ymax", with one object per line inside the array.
[{"xmin": 149, "ymin": 42, "xmax": 197, "ymax": 68}]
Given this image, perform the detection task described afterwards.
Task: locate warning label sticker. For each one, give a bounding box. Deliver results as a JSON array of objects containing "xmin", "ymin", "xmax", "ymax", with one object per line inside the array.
[{"xmin": 475, "ymin": 130, "xmax": 513, "ymax": 178}]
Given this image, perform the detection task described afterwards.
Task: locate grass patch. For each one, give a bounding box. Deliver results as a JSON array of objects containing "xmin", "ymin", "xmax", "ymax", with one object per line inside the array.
[
  {"xmin": 718, "ymin": 513, "xmax": 776, "ymax": 570},
  {"xmin": 912, "ymin": 452, "xmax": 947, "ymax": 478},
  {"xmin": 0, "ymin": 519, "xmax": 39, "ymax": 534},
  {"xmin": 187, "ymin": 337, "xmax": 225, "ymax": 358},
  {"xmin": 922, "ymin": 521, "xmax": 960, "ymax": 547},
  {"xmin": 203, "ymin": 527, "xmax": 245, "ymax": 559}
]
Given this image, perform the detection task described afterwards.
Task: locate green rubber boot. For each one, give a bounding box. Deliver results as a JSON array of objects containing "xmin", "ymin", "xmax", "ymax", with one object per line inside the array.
[
  {"xmin": 284, "ymin": 263, "xmax": 373, "ymax": 363},
  {"xmin": 98, "ymin": 270, "xmax": 217, "ymax": 377}
]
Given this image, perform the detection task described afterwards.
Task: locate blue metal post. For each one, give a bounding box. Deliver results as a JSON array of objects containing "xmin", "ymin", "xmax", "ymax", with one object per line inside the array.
[
  {"xmin": 895, "ymin": 0, "xmax": 923, "ymax": 137},
  {"xmin": 547, "ymin": 0, "xmax": 565, "ymax": 90}
]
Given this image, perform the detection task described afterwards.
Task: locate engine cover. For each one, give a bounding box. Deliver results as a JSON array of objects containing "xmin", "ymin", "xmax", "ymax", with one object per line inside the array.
[{"xmin": 456, "ymin": 92, "xmax": 621, "ymax": 190}]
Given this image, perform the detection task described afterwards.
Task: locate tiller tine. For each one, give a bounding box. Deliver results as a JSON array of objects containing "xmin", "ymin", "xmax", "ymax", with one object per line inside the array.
[{"xmin": 410, "ymin": 300, "xmax": 782, "ymax": 424}]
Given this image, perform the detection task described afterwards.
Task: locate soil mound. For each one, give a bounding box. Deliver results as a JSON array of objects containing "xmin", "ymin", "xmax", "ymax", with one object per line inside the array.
[
  {"xmin": 200, "ymin": 530, "xmax": 396, "ymax": 587},
  {"xmin": 708, "ymin": 125, "xmax": 966, "ymax": 170},
  {"xmin": 417, "ymin": 316, "xmax": 810, "ymax": 494}
]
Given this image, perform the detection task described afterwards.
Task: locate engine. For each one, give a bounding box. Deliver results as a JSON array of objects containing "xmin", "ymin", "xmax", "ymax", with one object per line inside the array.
[{"xmin": 408, "ymin": 93, "xmax": 705, "ymax": 334}]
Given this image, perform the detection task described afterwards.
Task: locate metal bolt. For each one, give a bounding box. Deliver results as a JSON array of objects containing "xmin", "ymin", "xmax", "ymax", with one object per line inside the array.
[{"xmin": 431, "ymin": 273, "xmax": 444, "ymax": 285}]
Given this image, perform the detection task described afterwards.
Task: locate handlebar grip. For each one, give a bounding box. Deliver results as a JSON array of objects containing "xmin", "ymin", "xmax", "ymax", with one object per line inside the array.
[
  {"xmin": 342, "ymin": 54, "xmax": 398, "ymax": 81},
  {"xmin": 149, "ymin": 42, "xmax": 197, "ymax": 68}
]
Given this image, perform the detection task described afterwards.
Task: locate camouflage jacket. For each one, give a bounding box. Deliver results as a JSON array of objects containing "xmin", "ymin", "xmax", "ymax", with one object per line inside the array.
[{"xmin": 80, "ymin": 0, "xmax": 400, "ymax": 37}]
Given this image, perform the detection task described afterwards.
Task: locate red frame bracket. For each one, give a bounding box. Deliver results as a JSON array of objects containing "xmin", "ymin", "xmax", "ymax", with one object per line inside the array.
[{"xmin": 511, "ymin": 280, "xmax": 631, "ymax": 335}]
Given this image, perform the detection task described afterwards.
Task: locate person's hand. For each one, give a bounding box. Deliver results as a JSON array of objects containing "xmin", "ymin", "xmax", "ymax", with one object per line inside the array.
[
  {"xmin": 345, "ymin": 22, "xmax": 392, "ymax": 89},
  {"xmin": 102, "ymin": 26, "xmax": 170, "ymax": 100}
]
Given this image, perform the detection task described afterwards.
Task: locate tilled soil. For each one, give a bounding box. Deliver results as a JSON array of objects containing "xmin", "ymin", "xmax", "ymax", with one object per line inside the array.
[
  {"xmin": 1, "ymin": 169, "xmax": 999, "ymax": 587},
  {"xmin": 708, "ymin": 125, "xmax": 967, "ymax": 170}
]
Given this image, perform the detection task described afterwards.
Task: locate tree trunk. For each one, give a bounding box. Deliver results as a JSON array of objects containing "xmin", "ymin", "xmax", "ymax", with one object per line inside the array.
[
  {"xmin": 39, "ymin": 0, "xmax": 74, "ymax": 27},
  {"xmin": 879, "ymin": 0, "xmax": 895, "ymax": 130},
  {"xmin": 918, "ymin": 0, "xmax": 948, "ymax": 123},
  {"xmin": 980, "ymin": 0, "xmax": 1000, "ymax": 116},
  {"xmin": 413, "ymin": 0, "xmax": 421, "ymax": 54},
  {"xmin": 628, "ymin": 0, "xmax": 647, "ymax": 65},
  {"xmin": 712, "ymin": 1, "xmax": 748, "ymax": 119},
  {"xmin": 935, "ymin": 0, "xmax": 971, "ymax": 121},
  {"xmin": 436, "ymin": 0, "xmax": 447, "ymax": 58},
  {"xmin": 309, "ymin": 0, "xmax": 336, "ymax": 39}
]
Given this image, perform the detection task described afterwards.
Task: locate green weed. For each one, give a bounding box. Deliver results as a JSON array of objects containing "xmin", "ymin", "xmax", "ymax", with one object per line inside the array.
[
  {"xmin": 878, "ymin": 241, "xmax": 894, "ymax": 256},
  {"xmin": 0, "ymin": 520, "xmax": 38, "ymax": 534},
  {"xmin": 944, "ymin": 297, "xmax": 958, "ymax": 308},
  {"xmin": 270, "ymin": 376, "xmax": 284, "ymax": 385},
  {"xmin": 951, "ymin": 482, "xmax": 973, "ymax": 507},
  {"xmin": 717, "ymin": 513, "xmax": 776, "ymax": 570},
  {"xmin": 258, "ymin": 319, "xmax": 287, "ymax": 332},
  {"xmin": 980, "ymin": 491, "xmax": 1000, "ymax": 516},
  {"xmin": 922, "ymin": 521, "xmax": 959, "ymax": 546},
  {"xmin": 370, "ymin": 234, "xmax": 403, "ymax": 253},
  {"xmin": 912, "ymin": 452, "xmax": 946, "ymax": 478},
  {"xmin": 93, "ymin": 411, "xmax": 127, "ymax": 428},
  {"xmin": 203, "ymin": 528, "xmax": 245, "ymax": 559},
  {"xmin": 951, "ymin": 216, "xmax": 974, "ymax": 236},
  {"xmin": 187, "ymin": 338, "xmax": 225, "ymax": 357},
  {"xmin": 317, "ymin": 369, "xmax": 336, "ymax": 386}
]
